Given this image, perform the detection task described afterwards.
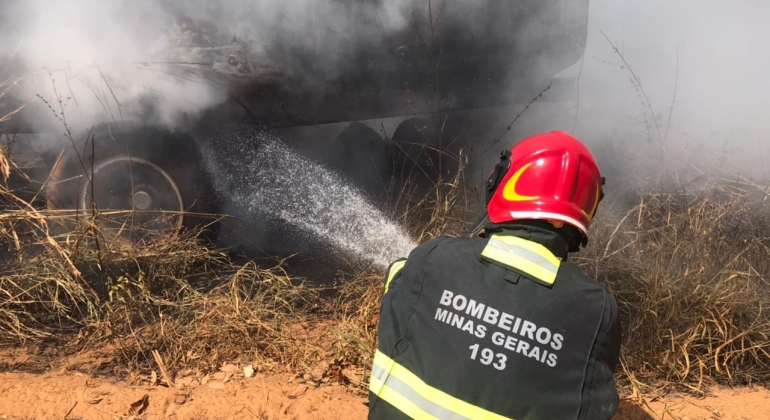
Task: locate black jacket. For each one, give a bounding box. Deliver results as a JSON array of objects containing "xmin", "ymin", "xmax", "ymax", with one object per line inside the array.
[{"xmin": 369, "ymin": 224, "xmax": 621, "ymax": 420}]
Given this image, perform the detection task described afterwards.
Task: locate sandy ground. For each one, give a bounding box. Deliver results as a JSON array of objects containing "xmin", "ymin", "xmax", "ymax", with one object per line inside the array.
[
  {"xmin": 0, "ymin": 370, "xmax": 368, "ymax": 420},
  {"xmin": 0, "ymin": 370, "xmax": 768, "ymax": 420}
]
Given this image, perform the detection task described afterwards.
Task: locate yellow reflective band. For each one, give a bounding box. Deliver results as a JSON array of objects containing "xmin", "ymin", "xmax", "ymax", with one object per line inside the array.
[
  {"xmin": 384, "ymin": 259, "xmax": 407, "ymax": 294},
  {"xmin": 481, "ymin": 235, "xmax": 561, "ymax": 286},
  {"xmin": 370, "ymin": 350, "xmax": 515, "ymax": 420},
  {"xmin": 370, "ymin": 376, "xmax": 442, "ymax": 420}
]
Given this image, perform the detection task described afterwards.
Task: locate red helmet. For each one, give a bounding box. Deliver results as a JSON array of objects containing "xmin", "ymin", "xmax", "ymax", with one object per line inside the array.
[{"xmin": 486, "ymin": 131, "xmax": 604, "ymax": 246}]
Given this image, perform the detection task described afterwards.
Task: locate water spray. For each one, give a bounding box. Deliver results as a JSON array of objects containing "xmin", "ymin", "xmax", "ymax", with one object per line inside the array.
[{"xmin": 219, "ymin": 130, "xmax": 417, "ymax": 269}]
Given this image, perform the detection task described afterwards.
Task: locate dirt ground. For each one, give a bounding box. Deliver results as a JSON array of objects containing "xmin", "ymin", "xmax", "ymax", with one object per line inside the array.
[{"xmin": 0, "ymin": 369, "xmax": 768, "ymax": 420}]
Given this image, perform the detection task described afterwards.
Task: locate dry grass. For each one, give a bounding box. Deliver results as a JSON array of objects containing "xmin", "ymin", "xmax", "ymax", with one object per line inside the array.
[
  {"xmin": 577, "ymin": 174, "xmax": 770, "ymax": 396},
  {"xmin": 2, "ymin": 116, "xmax": 770, "ymax": 399},
  {"xmin": 389, "ymin": 140, "xmax": 476, "ymax": 242},
  {"xmin": 102, "ymin": 259, "xmax": 323, "ymax": 376},
  {"xmin": 0, "ymin": 157, "xmax": 325, "ymax": 378},
  {"xmin": 1, "ymin": 68, "xmax": 336, "ymax": 377}
]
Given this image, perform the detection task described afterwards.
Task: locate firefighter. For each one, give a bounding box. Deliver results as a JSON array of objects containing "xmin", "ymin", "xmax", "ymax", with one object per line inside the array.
[{"xmin": 369, "ymin": 131, "xmax": 621, "ymax": 420}]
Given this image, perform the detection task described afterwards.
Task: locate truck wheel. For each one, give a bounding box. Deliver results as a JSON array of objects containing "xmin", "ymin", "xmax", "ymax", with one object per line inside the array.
[
  {"xmin": 46, "ymin": 124, "xmax": 220, "ymax": 243},
  {"xmin": 320, "ymin": 121, "xmax": 393, "ymax": 204},
  {"xmin": 391, "ymin": 118, "xmax": 444, "ymax": 199}
]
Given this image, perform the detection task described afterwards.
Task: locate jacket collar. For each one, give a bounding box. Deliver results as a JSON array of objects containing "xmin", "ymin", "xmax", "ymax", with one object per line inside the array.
[{"xmin": 481, "ymin": 221, "xmax": 570, "ymax": 260}]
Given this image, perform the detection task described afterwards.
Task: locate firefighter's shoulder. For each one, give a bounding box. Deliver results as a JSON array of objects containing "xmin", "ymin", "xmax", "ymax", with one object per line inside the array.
[
  {"xmin": 383, "ymin": 236, "xmax": 453, "ymax": 291},
  {"xmin": 408, "ymin": 235, "xmax": 486, "ymax": 263},
  {"xmin": 385, "ymin": 235, "xmax": 477, "ymax": 273},
  {"xmin": 556, "ymin": 261, "xmax": 619, "ymax": 306},
  {"xmin": 404, "ymin": 235, "xmax": 459, "ymax": 258}
]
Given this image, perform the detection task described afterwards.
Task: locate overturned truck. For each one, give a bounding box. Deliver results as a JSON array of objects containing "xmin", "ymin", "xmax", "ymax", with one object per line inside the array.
[{"xmin": 1, "ymin": 0, "xmax": 590, "ymax": 263}]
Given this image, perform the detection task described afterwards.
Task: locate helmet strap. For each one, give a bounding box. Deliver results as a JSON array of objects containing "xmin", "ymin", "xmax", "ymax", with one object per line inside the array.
[{"xmin": 486, "ymin": 149, "xmax": 511, "ymax": 204}]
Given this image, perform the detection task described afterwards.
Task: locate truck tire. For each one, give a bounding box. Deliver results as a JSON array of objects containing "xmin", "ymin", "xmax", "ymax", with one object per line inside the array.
[
  {"xmin": 320, "ymin": 121, "xmax": 393, "ymax": 204},
  {"xmin": 391, "ymin": 118, "xmax": 448, "ymax": 199},
  {"xmin": 46, "ymin": 123, "xmax": 220, "ymax": 243}
]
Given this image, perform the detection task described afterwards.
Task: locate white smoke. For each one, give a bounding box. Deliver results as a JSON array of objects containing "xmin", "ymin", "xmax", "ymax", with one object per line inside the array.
[
  {"xmin": 0, "ymin": 0, "xmax": 417, "ymax": 132},
  {"xmin": 574, "ymin": 0, "xmax": 770, "ymax": 177},
  {"xmin": 4, "ymin": 0, "xmax": 767, "ymax": 179}
]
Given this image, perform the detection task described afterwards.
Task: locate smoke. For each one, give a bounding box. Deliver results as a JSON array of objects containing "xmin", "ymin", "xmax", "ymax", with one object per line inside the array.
[
  {"xmin": 572, "ymin": 0, "xmax": 770, "ymax": 178},
  {"xmin": 5, "ymin": 0, "xmax": 768, "ymax": 160},
  {"xmin": 1, "ymin": 1, "xmax": 586, "ymax": 135},
  {"xmin": 0, "ymin": 0, "xmax": 418, "ymax": 131}
]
